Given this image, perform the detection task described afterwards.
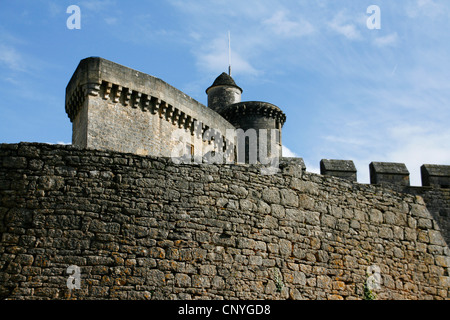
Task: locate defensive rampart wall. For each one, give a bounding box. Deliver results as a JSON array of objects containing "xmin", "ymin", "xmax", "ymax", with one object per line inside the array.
[{"xmin": 1, "ymin": 143, "xmax": 449, "ymax": 300}]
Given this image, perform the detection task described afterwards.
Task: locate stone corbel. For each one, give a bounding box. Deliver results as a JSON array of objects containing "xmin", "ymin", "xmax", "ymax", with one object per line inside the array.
[
  {"xmin": 159, "ymin": 101, "xmax": 168, "ymax": 119},
  {"xmin": 151, "ymin": 98, "xmax": 161, "ymax": 115},
  {"xmin": 103, "ymin": 82, "xmax": 113, "ymax": 100},
  {"xmin": 124, "ymin": 88, "xmax": 132, "ymax": 106},
  {"xmin": 185, "ymin": 116, "xmax": 194, "ymax": 135},
  {"xmin": 86, "ymin": 82, "xmax": 101, "ymax": 96},
  {"xmin": 166, "ymin": 104, "xmax": 174, "ymax": 121},
  {"xmin": 193, "ymin": 120, "xmax": 202, "ymax": 138},
  {"xmin": 132, "ymin": 92, "xmax": 142, "ymax": 109},
  {"xmin": 142, "ymin": 95, "xmax": 150, "ymax": 112},
  {"xmin": 178, "ymin": 113, "xmax": 186, "ymax": 129},
  {"xmin": 172, "ymin": 109, "xmax": 180, "ymax": 125},
  {"xmin": 113, "ymin": 85, "xmax": 122, "ymax": 103}
]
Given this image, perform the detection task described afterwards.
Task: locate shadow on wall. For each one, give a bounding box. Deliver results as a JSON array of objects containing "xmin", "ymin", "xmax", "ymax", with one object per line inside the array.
[{"xmin": 319, "ymin": 159, "xmax": 450, "ymax": 247}]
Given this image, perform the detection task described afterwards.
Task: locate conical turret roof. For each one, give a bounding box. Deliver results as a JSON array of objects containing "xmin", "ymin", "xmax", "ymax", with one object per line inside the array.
[{"xmin": 206, "ymin": 72, "xmax": 243, "ymax": 93}]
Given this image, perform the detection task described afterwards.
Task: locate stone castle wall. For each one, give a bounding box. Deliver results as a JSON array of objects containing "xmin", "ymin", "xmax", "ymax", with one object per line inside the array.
[
  {"xmin": 399, "ymin": 187, "xmax": 450, "ymax": 247},
  {"xmin": 319, "ymin": 160, "xmax": 450, "ymax": 245},
  {"xmin": 1, "ymin": 143, "xmax": 449, "ymax": 300}
]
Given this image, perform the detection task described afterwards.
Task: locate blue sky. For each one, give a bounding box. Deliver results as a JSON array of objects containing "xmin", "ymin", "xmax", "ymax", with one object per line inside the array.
[{"xmin": 1, "ymin": 0, "xmax": 449, "ymax": 185}]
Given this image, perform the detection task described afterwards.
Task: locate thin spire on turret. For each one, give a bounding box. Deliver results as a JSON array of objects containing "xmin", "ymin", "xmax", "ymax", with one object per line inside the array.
[{"xmin": 228, "ymin": 30, "xmax": 232, "ymax": 76}]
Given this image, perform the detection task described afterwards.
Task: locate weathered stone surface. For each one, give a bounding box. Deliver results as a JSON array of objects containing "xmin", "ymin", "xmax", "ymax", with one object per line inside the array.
[
  {"xmin": 370, "ymin": 162, "xmax": 410, "ymax": 186},
  {"xmin": 0, "ymin": 143, "xmax": 449, "ymax": 300},
  {"xmin": 262, "ymin": 188, "xmax": 280, "ymax": 204},
  {"xmin": 421, "ymin": 164, "xmax": 450, "ymax": 188},
  {"xmin": 320, "ymin": 159, "xmax": 357, "ymax": 182}
]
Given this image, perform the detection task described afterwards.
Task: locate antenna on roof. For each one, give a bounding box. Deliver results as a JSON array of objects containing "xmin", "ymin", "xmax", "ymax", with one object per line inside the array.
[{"xmin": 228, "ymin": 30, "xmax": 232, "ymax": 76}]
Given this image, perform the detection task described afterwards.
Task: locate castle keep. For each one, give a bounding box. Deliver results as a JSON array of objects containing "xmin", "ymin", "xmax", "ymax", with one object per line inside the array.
[
  {"xmin": 65, "ymin": 57, "xmax": 285, "ymax": 164},
  {"xmin": 0, "ymin": 57, "xmax": 450, "ymax": 300}
]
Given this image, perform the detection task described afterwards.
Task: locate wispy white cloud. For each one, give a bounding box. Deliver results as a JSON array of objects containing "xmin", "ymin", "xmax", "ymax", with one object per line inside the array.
[
  {"xmin": 194, "ymin": 34, "xmax": 261, "ymax": 77},
  {"xmin": 104, "ymin": 17, "xmax": 118, "ymax": 25},
  {"xmin": 0, "ymin": 44, "xmax": 25, "ymax": 72},
  {"xmin": 282, "ymin": 145, "xmax": 299, "ymax": 158},
  {"xmin": 304, "ymin": 160, "xmax": 321, "ymax": 175},
  {"xmin": 168, "ymin": 0, "xmax": 273, "ymax": 21},
  {"xmin": 386, "ymin": 123, "xmax": 450, "ymax": 186},
  {"xmin": 0, "ymin": 27, "xmax": 52, "ymax": 77},
  {"xmin": 0, "ymin": 27, "xmax": 30, "ymax": 73},
  {"xmin": 406, "ymin": 0, "xmax": 448, "ymax": 18},
  {"xmin": 328, "ymin": 11, "xmax": 362, "ymax": 40},
  {"xmin": 78, "ymin": 0, "xmax": 123, "ymax": 31},
  {"xmin": 373, "ymin": 32, "xmax": 398, "ymax": 47},
  {"xmin": 167, "ymin": 0, "xmax": 320, "ymax": 78},
  {"xmin": 47, "ymin": 1, "xmax": 63, "ymax": 17},
  {"xmin": 263, "ymin": 10, "xmax": 315, "ymax": 38},
  {"xmin": 79, "ymin": 0, "xmax": 116, "ymax": 12},
  {"xmin": 323, "ymin": 135, "xmax": 366, "ymax": 147}
]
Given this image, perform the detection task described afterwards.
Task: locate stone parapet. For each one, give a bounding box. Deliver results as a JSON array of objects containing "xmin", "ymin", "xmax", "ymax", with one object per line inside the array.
[
  {"xmin": 320, "ymin": 159, "xmax": 357, "ymax": 182},
  {"xmin": 369, "ymin": 162, "xmax": 410, "ymax": 186},
  {"xmin": 421, "ymin": 164, "xmax": 450, "ymax": 188}
]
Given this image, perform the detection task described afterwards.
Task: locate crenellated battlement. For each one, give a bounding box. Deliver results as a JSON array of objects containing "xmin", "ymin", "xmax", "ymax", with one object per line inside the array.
[
  {"xmin": 320, "ymin": 159, "xmax": 357, "ymax": 182},
  {"xmin": 422, "ymin": 164, "xmax": 450, "ymax": 188},
  {"xmin": 316, "ymin": 158, "xmax": 450, "ymax": 189},
  {"xmin": 304, "ymin": 158, "xmax": 450, "ymax": 245}
]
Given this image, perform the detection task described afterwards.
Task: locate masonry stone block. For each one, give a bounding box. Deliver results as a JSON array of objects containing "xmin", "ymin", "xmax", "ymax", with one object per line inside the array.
[
  {"xmin": 320, "ymin": 159, "xmax": 357, "ymax": 182},
  {"xmin": 262, "ymin": 188, "xmax": 280, "ymax": 204},
  {"xmin": 421, "ymin": 164, "xmax": 450, "ymax": 188},
  {"xmin": 370, "ymin": 162, "xmax": 410, "ymax": 186}
]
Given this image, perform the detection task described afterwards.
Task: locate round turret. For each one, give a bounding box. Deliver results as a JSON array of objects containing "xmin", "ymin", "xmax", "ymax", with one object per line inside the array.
[
  {"xmin": 221, "ymin": 101, "xmax": 286, "ymax": 161},
  {"xmin": 206, "ymin": 72, "xmax": 242, "ymax": 114},
  {"xmin": 205, "ymin": 73, "xmax": 287, "ymax": 163},
  {"xmin": 220, "ymin": 101, "xmax": 286, "ymax": 132}
]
